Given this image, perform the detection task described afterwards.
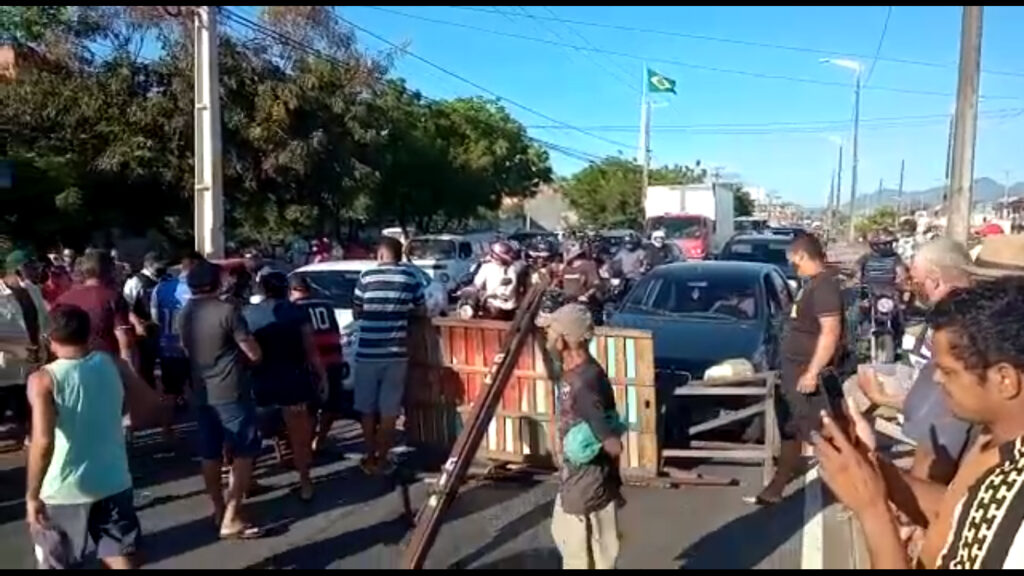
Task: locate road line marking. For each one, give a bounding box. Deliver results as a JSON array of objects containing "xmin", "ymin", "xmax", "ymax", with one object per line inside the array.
[{"xmin": 801, "ymin": 465, "xmax": 824, "ymax": 570}]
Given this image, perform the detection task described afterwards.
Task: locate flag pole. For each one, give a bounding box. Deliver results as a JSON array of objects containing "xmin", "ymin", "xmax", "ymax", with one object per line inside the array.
[{"xmin": 639, "ymin": 64, "xmax": 651, "ymax": 202}]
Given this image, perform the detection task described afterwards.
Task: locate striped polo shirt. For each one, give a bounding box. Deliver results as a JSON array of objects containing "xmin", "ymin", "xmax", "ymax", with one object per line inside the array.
[{"xmin": 353, "ymin": 263, "xmax": 425, "ymax": 361}]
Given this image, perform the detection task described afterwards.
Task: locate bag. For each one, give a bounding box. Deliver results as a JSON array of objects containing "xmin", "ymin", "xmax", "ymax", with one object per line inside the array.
[{"xmin": 562, "ymin": 410, "xmax": 627, "ymax": 467}]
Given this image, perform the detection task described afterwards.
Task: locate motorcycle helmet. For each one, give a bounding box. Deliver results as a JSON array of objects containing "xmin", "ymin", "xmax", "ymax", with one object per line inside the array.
[
  {"xmin": 868, "ymin": 229, "xmax": 897, "ymax": 254},
  {"xmin": 489, "ymin": 240, "xmax": 518, "ymax": 266},
  {"xmin": 651, "ymin": 229, "xmax": 667, "ymax": 247},
  {"xmin": 623, "ymin": 232, "xmax": 642, "ymax": 251},
  {"xmin": 563, "ymin": 239, "xmax": 586, "ymax": 263},
  {"xmin": 527, "ymin": 237, "xmax": 555, "ymax": 263}
]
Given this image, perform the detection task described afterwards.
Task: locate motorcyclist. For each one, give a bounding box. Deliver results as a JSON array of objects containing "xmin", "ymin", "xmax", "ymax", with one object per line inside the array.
[
  {"xmin": 857, "ymin": 228, "xmax": 908, "ymax": 291},
  {"xmin": 645, "ymin": 229, "xmax": 677, "ymax": 268},
  {"xmin": 525, "ymin": 237, "xmax": 559, "ymax": 288},
  {"xmin": 611, "ymin": 231, "xmax": 648, "ymax": 280},
  {"xmin": 471, "ymin": 240, "xmax": 526, "ymax": 318},
  {"xmin": 558, "ymin": 239, "xmax": 601, "ymax": 304}
]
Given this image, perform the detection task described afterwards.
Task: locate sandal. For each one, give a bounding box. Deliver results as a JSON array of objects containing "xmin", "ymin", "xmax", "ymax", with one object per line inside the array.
[{"xmin": 219, "ymin": 524, "xmax": 264, "ymax": 540}]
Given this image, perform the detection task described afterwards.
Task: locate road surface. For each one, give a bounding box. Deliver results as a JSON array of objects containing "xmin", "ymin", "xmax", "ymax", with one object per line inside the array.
[{"xmin": 0, "ymin": 423, "xmax": 860, "ymax": 569}]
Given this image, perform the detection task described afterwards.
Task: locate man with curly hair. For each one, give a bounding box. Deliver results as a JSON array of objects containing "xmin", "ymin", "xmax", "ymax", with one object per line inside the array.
[{"xmin": 816, "ymin": 267, "xmax": 1024, "ymax": 569}]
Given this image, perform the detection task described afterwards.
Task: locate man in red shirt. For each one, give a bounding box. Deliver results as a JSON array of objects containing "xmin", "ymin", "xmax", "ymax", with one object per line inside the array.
[{"xmin": 56, "ymin": 250, "xmax": 135, "ymax": 366}]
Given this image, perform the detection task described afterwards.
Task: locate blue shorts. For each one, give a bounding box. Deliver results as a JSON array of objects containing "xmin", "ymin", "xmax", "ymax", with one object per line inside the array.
[
  {"xmin": 32, "ymin": 489, "xmax": 140, "ymax": 568},
  {"xmin": 195, "ymin": 401, "xmax": 262, "ymax": 461},
  {"xmin": 353, "ymin": 359, "xmax": 407, "ymax": 418}
]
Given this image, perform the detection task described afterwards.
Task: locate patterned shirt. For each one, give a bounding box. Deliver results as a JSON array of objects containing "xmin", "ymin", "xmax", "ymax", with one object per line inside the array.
[
  {"xmin": 352, "ymin": 263, "xmax": 424, "ymax": 361},
  {"xmin": 936, "ymin": 436, "xmax": 1024, "ymax": 569}
]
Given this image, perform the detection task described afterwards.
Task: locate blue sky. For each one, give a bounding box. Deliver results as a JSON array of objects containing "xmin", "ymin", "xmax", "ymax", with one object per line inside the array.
[{"xmin": 317, "ymin": 6, "xmax": 1024, "ymax": 207}]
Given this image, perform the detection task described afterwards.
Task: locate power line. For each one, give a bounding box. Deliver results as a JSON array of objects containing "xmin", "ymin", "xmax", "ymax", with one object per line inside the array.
[
  {"xmin": 525, "ymin": 107, "xmax": 1024, "ymax": 135},
  {"xmin": 218, "ymin": 8, "xmax": 614, "ymax": 166},
  {"xmin": 447, "ymin": 5, "xmax": 1024, "ymax": 80},
  {"xmin": 863, "ymin": 6, "xmax": 893, "ymax": 87},
  {"xmin": 364, "ymin": 7, "xmax": 1024, "ymax": 101},
  {"xmin": 328, "ymin": 11, "xmax": 635, "ymax": 149}
]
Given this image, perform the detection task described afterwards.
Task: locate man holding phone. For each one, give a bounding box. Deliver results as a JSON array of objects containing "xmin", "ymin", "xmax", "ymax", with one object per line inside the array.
[{"xmin": 751, "ymin": 233, "xmax": 844, "ymax": 506}]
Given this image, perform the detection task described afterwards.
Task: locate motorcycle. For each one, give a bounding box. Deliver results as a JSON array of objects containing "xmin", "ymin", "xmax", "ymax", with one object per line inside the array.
[
  {"xmin": 858, "ymin": 284, "xmax": 902, "ymax": 364},
  {"xmin": 454, "ymin": 282, "xmax": 519, "ymax": 321}
]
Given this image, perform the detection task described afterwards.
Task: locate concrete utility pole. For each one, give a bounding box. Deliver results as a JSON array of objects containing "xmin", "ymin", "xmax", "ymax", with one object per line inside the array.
[
  {"xmin": 848, "ymin": 72, "xmax": 861, "ymax": 242},
  {"xmin": 897, "ymin": 159, "xmax": 905, "ymax": 215},
  {"xmin": 946, "ymin": 6, "xmax": 984, "ymax": 244},
  {"xmin": 194, "ymin": 6, "xmax": 225, "ymax": 259}
]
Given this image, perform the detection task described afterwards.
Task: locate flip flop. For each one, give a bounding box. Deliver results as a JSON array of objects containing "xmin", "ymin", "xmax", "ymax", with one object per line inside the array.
[
  {"xmin": 219, "ymin": 524, "xmax": 264, "ymax": 540},
  {"xmin": 742, "ymin": 494, "xmax": 782, "ymax": 506}
]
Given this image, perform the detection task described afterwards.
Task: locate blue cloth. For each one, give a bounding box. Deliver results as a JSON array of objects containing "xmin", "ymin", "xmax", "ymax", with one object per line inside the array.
[
  {"xmin": 152, "ymin": 274, "xmax": 190, "ymax": 357},
  {"xmin": 352, "ymin": 264, "xmax": 425, "ymax": 361}
]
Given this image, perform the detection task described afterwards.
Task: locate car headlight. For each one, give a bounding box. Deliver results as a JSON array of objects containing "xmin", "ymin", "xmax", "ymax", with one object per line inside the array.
[
  {"xmin": 702, "ymin": 358, "xmax": 756, "ymax": 382},
  {"xmin": 876, "ymin": 297, "xmax": 895, "ymax": 314}
]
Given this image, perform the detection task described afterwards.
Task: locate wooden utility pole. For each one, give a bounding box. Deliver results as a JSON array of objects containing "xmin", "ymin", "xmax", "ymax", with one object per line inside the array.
[
  {"xmin": 946, "ymin": 6, "xmax": 984, "ymax": 244},
  {"xmin": 194, "ymin": 6, "xmax": 225, "ymax": 259},
  {"xmin": 896, "ymin": 159, "xmax": 905, "ymax": 215}
]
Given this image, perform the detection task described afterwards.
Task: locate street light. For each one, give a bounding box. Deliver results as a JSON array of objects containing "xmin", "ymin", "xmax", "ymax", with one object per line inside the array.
[{"xmin": 821, "ymin": 57, "xmax": 862, "ymax": 243}]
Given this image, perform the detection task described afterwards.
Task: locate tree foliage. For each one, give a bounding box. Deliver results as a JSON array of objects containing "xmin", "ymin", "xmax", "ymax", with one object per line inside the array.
[
  {"xmin": 855, "ymin": 206, "xmax": 899, "ymax": 239},
  {"xmin": 563, "ymin": 157, "xmax": 757, "ymax": 227},
  {"xmin": 0, "ymin": 6, "xmax": 551, "ymax": 252}
]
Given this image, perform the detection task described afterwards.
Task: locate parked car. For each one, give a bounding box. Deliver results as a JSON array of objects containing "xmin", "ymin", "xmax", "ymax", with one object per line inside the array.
[
  {"xmin": 605, "ymin": 261, "xmax": 794, "ymax": 444},
  {"xmin": 289, "ymin": 260, "xmax": 448, "ymax": 389}
]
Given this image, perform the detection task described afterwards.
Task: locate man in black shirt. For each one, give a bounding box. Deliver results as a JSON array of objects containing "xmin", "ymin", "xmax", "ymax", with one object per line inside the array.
[
  {"xmin": 540, "ymin": 303, "xmax": 624, "ymax": 569},
  {"xmin": 754, "ymin": 233, "xmax": 844, "ymax": 505},
  {"xmin": 179, "ymin": 260, "xmax": 264, "ymax": 539}
]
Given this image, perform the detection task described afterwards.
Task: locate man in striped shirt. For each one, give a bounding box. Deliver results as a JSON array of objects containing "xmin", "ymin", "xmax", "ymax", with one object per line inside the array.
[{"xmin": 352, "ymin": 236, "xmax": 425, "ymax": 474}]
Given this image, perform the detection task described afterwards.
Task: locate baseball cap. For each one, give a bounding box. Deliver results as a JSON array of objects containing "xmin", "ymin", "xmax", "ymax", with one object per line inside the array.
[
  {"xmin": 537, "ymin": 303, "xmax": 594, "ymax": 345},
  {"xmin": 5, "ymin": 250, "xmax": 31, "ymax": 273}
]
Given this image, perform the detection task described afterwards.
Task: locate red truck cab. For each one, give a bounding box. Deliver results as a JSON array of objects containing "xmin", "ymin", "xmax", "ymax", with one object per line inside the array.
[{"xmin": 645, "ymin": 214, "xmax": 713, "ymax": 260}]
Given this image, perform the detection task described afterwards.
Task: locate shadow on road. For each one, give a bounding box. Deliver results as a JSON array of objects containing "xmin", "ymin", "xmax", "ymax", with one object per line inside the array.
[
  {"xmin": 245, "ymin": 514, "xmax": 411, "ymax": 569},
  {"xmin": 465, "ymin": 547, "xmax": 562, "ymax": 569},
  {"xmin": 676, "ymin": 480, "xmax": 815, "ymax": 569},
  {"xmin": 448, "ymin": 495, "xmax": 555, "ymax": 569}
]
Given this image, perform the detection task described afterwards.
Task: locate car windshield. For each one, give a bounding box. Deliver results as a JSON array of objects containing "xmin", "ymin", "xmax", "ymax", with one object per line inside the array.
[
  {"xmin": 721, "ymin": 240, "xmax": 791, "ymax": 267},
  {"xmin": 735, "ymin": 219, "xmax": 767, "ymax": 234},
  {"xmin": 290, "ymin": 271, "xmax": 361, "ymax": 309},
  {"xmin": 623, "ymin": 274, "xmax": 760, "ymax": 321},
  {"xmin": 407, "ymin": 238, "xmax": 456, "ymax": 260},
  {"xmin": 647, "ymin": 217, "xmax": 704, "ymax": 239}
]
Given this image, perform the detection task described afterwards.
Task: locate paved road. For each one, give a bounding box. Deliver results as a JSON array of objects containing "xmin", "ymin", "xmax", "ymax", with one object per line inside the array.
[{"xmin": 0, "ymin": 423, "xmax": 856, "ymax": 569}]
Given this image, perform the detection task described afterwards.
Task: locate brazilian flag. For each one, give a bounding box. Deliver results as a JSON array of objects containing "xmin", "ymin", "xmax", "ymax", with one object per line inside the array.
[{"xmin": 647, "ymin": 68, "xmax": 677, "ymax": 95}]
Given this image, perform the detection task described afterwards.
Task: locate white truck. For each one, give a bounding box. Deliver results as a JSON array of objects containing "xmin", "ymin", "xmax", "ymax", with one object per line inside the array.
[{"xmin": 643, "ymin": 183, "xmax": 735, "ymax": 259}]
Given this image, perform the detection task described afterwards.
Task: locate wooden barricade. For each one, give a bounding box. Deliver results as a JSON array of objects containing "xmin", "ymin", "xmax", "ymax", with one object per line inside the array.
[
  {"xmin": 405, "ymin": 317, "xmax": 660, "ymax": 478},
  {"xmin": 661, "ymin": 372, "xmax": 780, "ymax": 487}
]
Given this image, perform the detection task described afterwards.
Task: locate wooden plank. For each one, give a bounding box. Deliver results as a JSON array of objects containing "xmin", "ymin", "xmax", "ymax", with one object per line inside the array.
[
  {"xmin": 662, "ymin": 448, "xmax": 771, "ymax": 460},
  {"xmin": 688, "ymin": 402, "xmax": 766, "ymax": 437},
  {"xmin": 674, "ymin": 386, "xmax": 770, "ymax": 397},
  {"xmin": 634, "ymin": 336, "xmax": 655, "ymax": 388}
]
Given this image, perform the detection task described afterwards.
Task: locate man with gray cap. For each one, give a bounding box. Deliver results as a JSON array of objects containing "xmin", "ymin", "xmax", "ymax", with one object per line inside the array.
[{"xmin": 540, "ymin": 303, "xmax": 624, "ymax": 569}]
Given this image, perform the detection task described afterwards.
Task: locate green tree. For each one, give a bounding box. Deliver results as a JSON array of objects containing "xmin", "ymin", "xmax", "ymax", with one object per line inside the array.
[
  {"xmin": 854, "ymin": 206, "xmax": 899, "ymax": 239},
  {"xmin": 562, "ymin": 157, "xmax": 644, "ymax": 229},
  {"xmin": 734, "ymin": 187, "xmax": 755, "ymax": 217}
]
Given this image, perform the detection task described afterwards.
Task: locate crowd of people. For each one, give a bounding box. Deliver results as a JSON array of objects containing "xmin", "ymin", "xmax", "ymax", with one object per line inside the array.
[
  {"xmin": 6, "ymin": 229, "xmax": 1024, "ymax": 569},
  {"xmin": 0, "ymin": 237, "xmax": 427, "ymax": 568}
]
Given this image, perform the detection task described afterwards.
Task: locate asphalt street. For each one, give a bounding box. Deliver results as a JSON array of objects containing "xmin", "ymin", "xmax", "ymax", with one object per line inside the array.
[{"xmin": 0, "ymin": 422, "xmax": 855, "ymax": 569}]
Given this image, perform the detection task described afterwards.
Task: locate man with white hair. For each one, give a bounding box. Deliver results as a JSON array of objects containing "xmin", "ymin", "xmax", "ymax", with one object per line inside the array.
[{"xmin": 849, "ymin": 237, "xmax": 974, "ymax": 484}]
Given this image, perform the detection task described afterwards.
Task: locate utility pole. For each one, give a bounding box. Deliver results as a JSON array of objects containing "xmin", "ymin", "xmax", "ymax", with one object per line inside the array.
[
  {"xmin": 1002, "ymin": 170, "xmax": 1011, "ymax": 219},
  {"xmin": 826, "ymin": 169, "xmax": 836, "ymax": 241},
  {"xmin": 847, "ymin": 72, "xmax": 861, "ymax": 242},
  {"xmin": 194, "ymin": 6, "xmax": 225, "ymax": 259},
  {"xmin": 897, "ymin": 159, "xmax": 905, "ymax": 216},
  {"xmin": 638, "ymin": 65, "xmax": 652, "ymax": 202},
  {"xmin": 946, "ymin": 6, "xmax": 984, "ymax": 244}
]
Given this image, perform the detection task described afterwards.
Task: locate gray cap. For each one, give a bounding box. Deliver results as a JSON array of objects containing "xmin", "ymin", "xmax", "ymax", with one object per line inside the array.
[{"xmin": 538, "ymin": 303, "xmax": 594, "ymax": 345}]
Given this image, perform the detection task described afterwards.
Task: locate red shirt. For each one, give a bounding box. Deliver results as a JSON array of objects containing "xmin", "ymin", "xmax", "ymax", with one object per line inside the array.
[{"xmin": 56, "ymin": 284, "xmax": 132, "ymax": 356}]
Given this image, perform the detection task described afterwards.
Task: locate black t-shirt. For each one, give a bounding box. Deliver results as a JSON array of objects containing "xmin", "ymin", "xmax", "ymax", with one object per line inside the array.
[
  {"xmin": 243, "ymin": 299, "xmax": 311, "ymax": 399},
  {"xmin": 781, "ymin": 269, "xmax": 843, "ymax": 370},
  {"xmin": 179, "ymin": 296, "xmax": 253, "ymax": 406},
  {"xmin": 560, "ymin": 259, "xmax": 600, "ymax": 299},
  {"xmin": 557, "ymin": 356, "xmax": 622, "ymax": 516}
]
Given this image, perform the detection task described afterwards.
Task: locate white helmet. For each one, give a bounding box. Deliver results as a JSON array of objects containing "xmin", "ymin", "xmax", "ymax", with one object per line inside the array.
[{"xmin": 651, "ymin": 230, "xmax": 667, "ymax": 246}]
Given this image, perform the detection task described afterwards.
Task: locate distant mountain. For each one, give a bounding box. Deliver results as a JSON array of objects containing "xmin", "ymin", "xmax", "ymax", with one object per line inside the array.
[{"xmin": 837, "ymin": 177, "xmax": 1024, "ymax": 213}]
